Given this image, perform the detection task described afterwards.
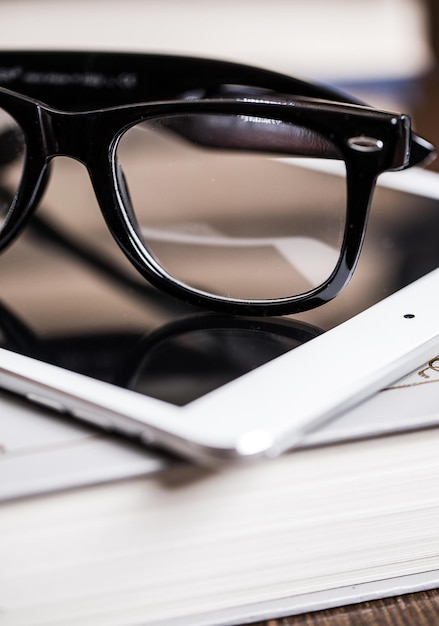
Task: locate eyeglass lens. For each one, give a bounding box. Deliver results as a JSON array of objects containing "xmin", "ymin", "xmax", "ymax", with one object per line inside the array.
[{"xmin": 117, "ymin": 113, "xmax": 347, "ymax": 301}]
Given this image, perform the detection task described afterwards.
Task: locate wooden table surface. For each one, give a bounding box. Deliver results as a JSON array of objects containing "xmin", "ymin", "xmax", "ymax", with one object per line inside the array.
[{"xmin": 250, "ymin": 589, "xmax": 439, "ymax": 625}]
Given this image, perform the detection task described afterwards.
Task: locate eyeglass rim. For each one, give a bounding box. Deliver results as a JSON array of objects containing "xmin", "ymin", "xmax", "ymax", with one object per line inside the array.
[{"xmin": 99, "ymin": 100, "xmax": 408, "ymax": 315}]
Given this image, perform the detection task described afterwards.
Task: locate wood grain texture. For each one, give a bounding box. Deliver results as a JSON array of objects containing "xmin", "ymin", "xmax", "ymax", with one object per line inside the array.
[{"xmin": 250, "ymin": 590, "xmax": 439, "ymax": 626}]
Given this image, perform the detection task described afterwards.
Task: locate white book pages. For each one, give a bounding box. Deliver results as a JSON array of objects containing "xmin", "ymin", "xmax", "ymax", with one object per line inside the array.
[{"xmin": 2, "ymin": 427, "xmax": 439, "ymax": 625}]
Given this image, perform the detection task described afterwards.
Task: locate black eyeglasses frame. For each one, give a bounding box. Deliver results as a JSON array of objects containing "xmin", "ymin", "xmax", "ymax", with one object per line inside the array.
[{"xmin": 0, "ymin": 50, "xmax": 434, "ymax": 315}]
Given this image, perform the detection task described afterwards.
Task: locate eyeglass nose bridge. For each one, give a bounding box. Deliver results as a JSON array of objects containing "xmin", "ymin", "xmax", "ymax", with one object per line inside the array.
[{"xmin": 39, "ymin": 107, "xmax": 102, "ymax": 165}]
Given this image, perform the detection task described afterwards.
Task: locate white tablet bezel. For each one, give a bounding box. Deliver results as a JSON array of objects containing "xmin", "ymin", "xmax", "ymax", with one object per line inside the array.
[{"xmin": 1, "ymin": 266, "xmax": 439, "ymax": 464}]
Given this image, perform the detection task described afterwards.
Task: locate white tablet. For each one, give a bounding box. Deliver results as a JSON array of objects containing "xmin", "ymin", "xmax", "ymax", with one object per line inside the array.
[{"xmin": 0, "ymin": 164, "xmax": 438, "ymax": 464}]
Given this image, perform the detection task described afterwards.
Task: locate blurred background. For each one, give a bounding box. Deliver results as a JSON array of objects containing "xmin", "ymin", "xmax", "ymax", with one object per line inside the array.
[
  {"xmin": 0, "ymin": 0, "xmax": 438, "ymax": 139},
  {"xmin": 415, "ymin": 0, "xmax": 439, "ymax": 171}
]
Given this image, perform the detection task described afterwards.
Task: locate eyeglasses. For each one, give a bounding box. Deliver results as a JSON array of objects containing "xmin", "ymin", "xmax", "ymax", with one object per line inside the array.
[{"xmin": 0, "ymin": 51, "xmax": 435, "ymax": 315}]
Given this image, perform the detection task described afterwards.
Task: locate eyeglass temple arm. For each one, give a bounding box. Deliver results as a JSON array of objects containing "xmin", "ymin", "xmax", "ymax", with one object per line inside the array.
[
  {"xmin": 406, "ymin": 133, "xmax": 436, "ymax": 168},
  {"xmin": 158, "ymin": 115, "xmax": 341, "ymax": 159}
]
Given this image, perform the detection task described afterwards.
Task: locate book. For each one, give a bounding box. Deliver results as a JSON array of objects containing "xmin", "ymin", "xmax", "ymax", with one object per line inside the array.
[{"xmin": 1, "ymin": 355, "xmax": 439, "ymax": 626}]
